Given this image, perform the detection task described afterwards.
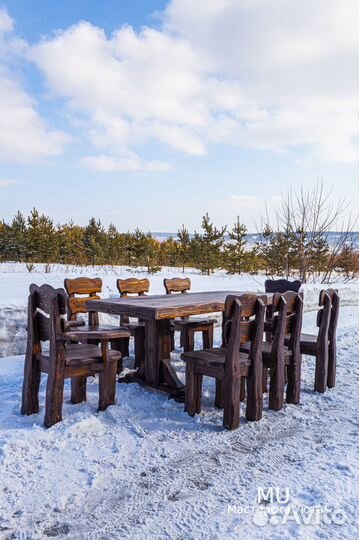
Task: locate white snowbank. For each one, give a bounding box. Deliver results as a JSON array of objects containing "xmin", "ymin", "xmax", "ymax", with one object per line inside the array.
[{"xmin": 0, "ymin": 263, "xmax": 358, "ymax": 357}]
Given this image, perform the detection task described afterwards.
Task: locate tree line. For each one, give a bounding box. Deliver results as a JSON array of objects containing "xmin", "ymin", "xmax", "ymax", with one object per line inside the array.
[{"xmin": 0, "ymin": 185, "xmax": 358, "ymax": 283}]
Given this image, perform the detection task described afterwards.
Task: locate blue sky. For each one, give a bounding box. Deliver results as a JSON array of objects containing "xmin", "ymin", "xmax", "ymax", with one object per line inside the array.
[{"xmin": 0, "ymin": 0, "xmax": 357, "ymax": 232}]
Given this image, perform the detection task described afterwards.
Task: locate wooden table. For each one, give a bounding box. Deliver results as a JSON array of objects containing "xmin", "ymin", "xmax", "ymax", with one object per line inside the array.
[{"xmin": 87, "ymin": 291, "xmax": 268, "ymax": 397}]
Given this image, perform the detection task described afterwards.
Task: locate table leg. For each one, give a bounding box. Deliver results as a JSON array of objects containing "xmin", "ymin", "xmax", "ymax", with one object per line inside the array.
[{"xmin": 145, "ymin": 319, "xmax": 184, "ymax": 391}]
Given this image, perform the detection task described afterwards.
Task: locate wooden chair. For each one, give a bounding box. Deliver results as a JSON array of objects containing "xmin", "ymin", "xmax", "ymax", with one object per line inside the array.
[
  {"xmin": 242, "ymin": 292, "xmax": 303, "ymax": 410},
  {"xmin": 299, "ymin": 289, "xmax": 339, "ymax": 392},
  {"xmin": 64, "ymin": 277, "xmax": 131, "ymax": 377},
  {"xmin": 164, "ymin": 278, "xmax": 216, "ymax": 352},
  {"xmin": 263, "ymin": 278, "xmax": 302, "ymax": 391},
  {"xmin": 116, "ymin": 278, "xmax": 150, "ymax": 372},
  {"xmin": 21, "ymin": 284, "xmax": 122, "ymax": 427},
  {"xmin": 181, "ymin": 294, "xmax": 266, "ymax": 430},
  {"xmin": 265, "ymin": 279, "xmax": 302, "ymax": 293}
]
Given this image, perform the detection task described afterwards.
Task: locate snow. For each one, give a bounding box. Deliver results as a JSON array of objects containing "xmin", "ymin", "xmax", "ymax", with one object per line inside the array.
[
  {"xmin": 0, "ymin": 265, "xmax": 358, "ymax": 539},
  {"xmin": 0, "ymin": 262, "xmax": 358, "ymax": 357}
]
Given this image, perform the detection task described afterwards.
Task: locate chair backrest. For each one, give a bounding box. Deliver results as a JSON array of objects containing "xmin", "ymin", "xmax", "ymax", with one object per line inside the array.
[
  {"xmin": 64, "ymin": 277, "xmax": 102, "ymax": 325},
  {"xmin": 116, "ymin": 278, "xmax": 150, "ymax": 324},
  {"xmin": 319, "ymin": 289, "xmax": 340, "ymax": 344},
  {"xmin": 224, "ymin": 294, "xmax": 266, "ymax": 368},
  {"xmin": 164, "ymin": 277, "xmax": 191, "ymax": 294},
  {"xmin": 270, "ymin": 292, "xmax": 303, "ymax": 354},
  {"xmin": 27, "ymin": 284, "xmax": 67, "ymax": 354},
  {"xmin": 317, "ymin": 289, "xmax": 338, "ymax": 344},
  {"xmin": 116, "ymin": 278, "xmax": 150, "ymax": 297},
  {"xmin": 315, "ymin": 291, "xmax": 332, "ymax": 348},
  {"xmin": 265, "ymin": 278, "xmax": 302, "ymax": 294}
]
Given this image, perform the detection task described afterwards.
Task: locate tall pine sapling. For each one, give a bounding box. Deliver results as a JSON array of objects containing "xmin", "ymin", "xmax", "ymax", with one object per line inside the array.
[{"xmin": 225, "ymin": 216, "xmax": 247, "ymax": 274}]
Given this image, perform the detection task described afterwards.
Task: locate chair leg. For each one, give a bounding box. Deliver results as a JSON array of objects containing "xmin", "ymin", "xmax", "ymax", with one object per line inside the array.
[
  {"xmin": 246, "ymin": 359, "xmax": 263, "ymax": 422},
  {"xmin": 134, "ymin": 326, "xmax": 146, "ymax": 370},
  {"xmin": 268, "ymin": 345, "xmax": 286, "ymax": 410},
  {"xmin": 215, "ymin": 378, "xmax": 224, "ymax": 408},
  {"xmin": 286, "ymin": 350, "xmax": 301, "ymax": 404},
  {"xmin": 327, "ymin": 342, "xmax": 336, "ymax": 388},
  {"xmin": 314, "ymin": 346, "xmax": 328, "ymax": 393},
  {"xmin": 262, "ymin": 367, "xmax": 268, "ymax": 393},
  {"xmin": 44, "ymin": 349, "xmax": 66, "ymax": 428},
  {"xmin": 202, "ymin": 324, "xmax": 214, "ymax": 349},
  {"xmin": 240, "ymin": 377, "xmax": 246, "ymax": 401},
  {"xmin": 21, "ymin": 350, "xmax": 41, "ymax": 416},
  {"xmin": 195, "ymin": 373, "xmax": 203, "ymax": 414},
  {"xmin": 223, "ymin": 376, "xmax": 241, "ymax": 430},
  {"xmin": 185, "ymin": 362, "xmax": 202, "ymax": 416},
  {"xmin": 182, "ymin": 327, "xmax": 195, "ymax": 352},
  {"xmin": 71, "ymin": 376, "xmax": 87, "ymax": 404},
  {"xmin": 98, "ymin": 341, "xmax": 117, "ymax": 411}
]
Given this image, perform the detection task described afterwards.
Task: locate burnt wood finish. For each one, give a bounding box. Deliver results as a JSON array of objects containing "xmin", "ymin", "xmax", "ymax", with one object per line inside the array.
[
  {"xmin": 263, "ymin": 279, "xmax": 302, "ymax": 392},
  {"xmin": 264, "ymin": 279, "xmax": 302, "ymax": 294},
  {"xmin": 64, "ymin": 277, "xmax": 131, "ymax": 375},
  {"xmin": 182, "ymin": 294, "xmax": 266, "ymax": 430},
  {"xmin": 88, "ymin": 290, "xmax": 272, "ymax": 396},
  {"xmin": 21, "ymin": 284, "xmax": 121, "ymax": 427},
  {"xmin": 243, "ymin": 292, "xmax": 303, "ymax": 410},
  {"xmin": 298, "ymin": 289, "xmax": 338, "ymax": 392},
  {"xmin": 88, "ymin": 290, "xmax": 262, "ymax": 320},
  {"xmin": 116, "ymin": 278, "xmax": 150, "ymax": 372},
  {"xmin": 163, "ymin": 278, "xmax": 216, "ymax": 353}
]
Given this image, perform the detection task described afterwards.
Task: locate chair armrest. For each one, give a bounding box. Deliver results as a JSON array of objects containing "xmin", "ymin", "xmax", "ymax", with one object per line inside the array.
[{"xmin": 63, "ymin": 320, "xmax": 86, "ymax": 330}]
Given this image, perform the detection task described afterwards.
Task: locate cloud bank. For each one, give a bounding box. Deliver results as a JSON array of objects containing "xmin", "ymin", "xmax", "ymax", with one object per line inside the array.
[{"xmin": 0, "ymin": 1, "xmax": 357, "ymax": 170}]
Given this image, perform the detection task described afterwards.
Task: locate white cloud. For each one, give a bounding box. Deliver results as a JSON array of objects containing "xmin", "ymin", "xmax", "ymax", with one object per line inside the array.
[
  {"xmin": 0, "ymin": 178, "xmax": 17, "ymax": 187},
  {"xmin": 0, "ymin": 74, "xmax": 70, "ymax": 162},
  {"xmin": 0, "ymin": 7, "xmax": 14, "ymax": 34},
  {"xmin": 0, "ymin": 8, "xmax": 70, "ymax": 163},
  {"xmin": 230, "ymin": 194, "xmax": 282, "ymax": 208},
  {"xmin": 163, "ymin": 0, "xmax": 358, "ymax": 163},
  {"xmin": 80, "ymin": 152, "xmax": 170, "ymax": 172},
  {"xmin": 2, "ymin": 1, "xmax": 357, "ymax": 168}
]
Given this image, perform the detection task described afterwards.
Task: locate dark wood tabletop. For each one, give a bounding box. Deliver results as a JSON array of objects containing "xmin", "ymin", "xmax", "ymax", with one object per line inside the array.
[{"xmin": 87, "ymin": 290, "xmax": 270, "ymax": 320}]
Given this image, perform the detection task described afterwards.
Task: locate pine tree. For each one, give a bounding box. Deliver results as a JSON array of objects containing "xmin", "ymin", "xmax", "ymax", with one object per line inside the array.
[
  {"xmin": 177, "ymin": 225, "xmax": 191, "ymax": 272},
  {"xmin": 193, "ymin": 213, "xmax": 226, "ymax": 275},
  {"xmin": 225, "ymin": 217, "xmax": 248, "ymax": 274},
  {"xmin": 83, "ymin": 218, "xmax": 105, "ymax": 265},
  {"xmin": 308, "ymin": 233, "xmax": 329, "ymax": 278},
  {"xmin": 58, "ymin": 221, "xmax": 85, "ymax": 265},
  {"xmin": 8, "ymin": 211, "xmax": 27, "ymax": 262},
  {"xmin": 159, "ymin": 237, "xmax": 179, "ymax": 267},
  {"xmin": 105, "ymin": 223, "xmax": 124, "ymax": 266},
  {"xmin": 27, "ymin": 208, "xmax": 58, "ymax": 264}
]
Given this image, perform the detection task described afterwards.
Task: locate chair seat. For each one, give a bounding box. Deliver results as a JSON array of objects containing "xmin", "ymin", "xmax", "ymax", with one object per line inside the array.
[
  {"xmin": 182, "ymin": 347, "xmax": 251, "ymax": 368},
  {"xmin": 65, "ymin": 325, "xmax": 131, "ymax": 341},
  {"xmin": 37, "ymin": 344, "xmax": 121, "ymax": 368},
  {"xmin": 241, "ymin": 340, "xmax": 292, "ymax": 366},
  {"xmin": 299, "ymin": 333, "xmax": 318, "ymax": 355},
  {"xmin": 172, "ymin": 317, "xmax": 216, "ymax": 330}
]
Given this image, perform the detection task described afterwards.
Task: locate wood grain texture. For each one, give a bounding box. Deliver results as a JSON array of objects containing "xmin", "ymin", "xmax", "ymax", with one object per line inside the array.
[
  {"xmin": 164, "ymin": 277, "xmax": 191, "ymax": 294},
  {"xmin": 182, "ymin": 294, "xmax": 266, "ymax": 430},
  {"xmin": 21, "ymin": 283, "xmax": 121, "ymax": 428},
  {"xmin": 89, "ymin": 291, "xmax": 272, "ymax": 320},
  {"xmin": 64, "ymin": 277, "xmax": 102, "ymax": 296},
  {"xmin": 299, "ymin": 290, "xmax": 334, "ymax": 393},
  {"xmin": 117, "ymin": 278, "xmax": 150, "ymax": 296}
]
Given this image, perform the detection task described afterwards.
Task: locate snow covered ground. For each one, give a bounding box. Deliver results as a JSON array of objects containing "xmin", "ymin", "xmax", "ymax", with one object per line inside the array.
[
  {"xmin": 1, "ymin": 262, "xmax": 358, "ymax": 357},
  {"xmin": 0, "ymin": 264, "xmax": 358, "ymax": 539}
]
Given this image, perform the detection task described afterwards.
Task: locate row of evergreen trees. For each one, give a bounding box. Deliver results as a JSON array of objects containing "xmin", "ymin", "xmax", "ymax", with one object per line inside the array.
[{"xmin": 0, "ymin": 209, "xmax": 357, "ymax": 281}]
